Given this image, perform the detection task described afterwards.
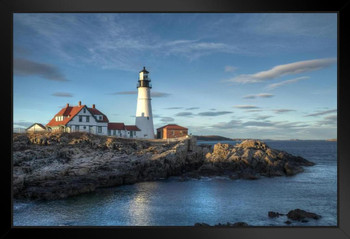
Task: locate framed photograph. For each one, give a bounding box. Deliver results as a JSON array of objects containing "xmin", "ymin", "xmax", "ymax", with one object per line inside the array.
[{"xmin": 3, "ymin": 0, "xmax": 350, "ymax": 238}]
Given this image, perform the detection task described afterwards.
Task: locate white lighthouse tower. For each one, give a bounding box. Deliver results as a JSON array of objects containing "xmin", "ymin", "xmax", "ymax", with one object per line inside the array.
[{"xmin": 135, "ymin": 67, "xmax": 155, "ymax": 139}]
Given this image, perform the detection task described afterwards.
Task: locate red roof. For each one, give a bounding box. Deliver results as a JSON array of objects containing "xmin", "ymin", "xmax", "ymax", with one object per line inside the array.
[
  {"xmin": 157, "ymin": 124, "xmax": 188, "ymax": 130},
  {"xmin": 46, "ymin": 105, "xmax": 84, "ymax": 127},
  {"xmin": 125, "ymin": 125, "xmax": 141, "ymax": 131},
  {"xmin": 108, "ymin": 123, "xmax": 125, "ymax": 130},
  {"xmin": 46, "ymin": 104, "xmax": 109, "ymax": 127},
  {"xmin": 88, "ymin": 107, "xmax": 109, "ymax": 122}
]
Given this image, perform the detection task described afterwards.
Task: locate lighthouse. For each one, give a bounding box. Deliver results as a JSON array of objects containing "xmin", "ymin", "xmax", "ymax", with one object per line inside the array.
[{"xmin": 135, "ymin": 67, "xmax": 155, "ymax": 139}]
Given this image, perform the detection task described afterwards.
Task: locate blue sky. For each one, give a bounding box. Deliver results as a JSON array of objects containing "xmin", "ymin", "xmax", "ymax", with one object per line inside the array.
[{"xmin": 13, "ymin": 13, "xmax": 337, "ymax": 139}]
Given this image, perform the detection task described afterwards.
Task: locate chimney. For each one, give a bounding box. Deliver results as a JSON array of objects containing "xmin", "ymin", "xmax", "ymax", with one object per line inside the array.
[
  {"xmin": 66, "ymin": 103, "xmax": 69, "ymax": 108},
  {"xmin": 78, "ymin": 101, "xmax": 81, "ymax": 106},
  {"xmin": 92, "ymin": 104, "xmax": 95, "ymax": 109}
]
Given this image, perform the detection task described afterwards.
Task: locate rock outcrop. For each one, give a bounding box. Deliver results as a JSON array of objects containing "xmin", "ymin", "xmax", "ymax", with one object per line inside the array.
[
  {"xmin": 188, "ymin": 140, "xmax": 314, "ymax": 179},
  {"xmin": 13, "ymin": 133, "xmax": 314, "ymax": 200},
  {"xmin": 268, "ymin": 211, "xmax": 285, "ymax": 218},
  {"xmin": 287, "ymin": 209, "xmax": 322, "ymax": 221},
  {"xmin": 13, "ymin": 132, "xmax": 204, "ymax": 200},
  {"xmin": 268, "ymin": 209, "xmax": 321, "ymax": 224}
]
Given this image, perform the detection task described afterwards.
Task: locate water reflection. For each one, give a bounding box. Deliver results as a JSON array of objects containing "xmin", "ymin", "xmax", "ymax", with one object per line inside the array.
[{"xmin": 127, "ymin": 181, "xmax": 159, "ymax": 225}]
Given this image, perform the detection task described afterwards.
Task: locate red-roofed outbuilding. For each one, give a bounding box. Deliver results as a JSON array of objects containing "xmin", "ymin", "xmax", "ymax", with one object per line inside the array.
[{"xmin": 156, "ymin": 124, "xmax": 188, "ymax": 139}]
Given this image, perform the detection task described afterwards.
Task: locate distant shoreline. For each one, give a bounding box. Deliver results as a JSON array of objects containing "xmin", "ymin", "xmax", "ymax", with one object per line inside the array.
[
  {"xmin": 194, "ymin": 135, "xmax": 337, "ymax": 142},
  {"xmin": 194, "ymin": 135, "xmax": 233, "ymax": 141}
]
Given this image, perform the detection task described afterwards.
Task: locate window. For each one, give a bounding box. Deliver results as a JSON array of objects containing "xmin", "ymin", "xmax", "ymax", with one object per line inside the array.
[
  {"xmin": 98, "ymin": 126, "xmax": 102, "ymax": 133},
  {"xmin": 100, "ymin": 116, "xmax": 103, "ymax": 120},
  {"xmin": 56, "ymin": 116, "xmax": 63, "ymax": 121},
  {"xmin": 79, "ymin": 116, "xmax": 82, "ymax": 122},
  {"xmin": 172, "ymin": 130, "xmax": 175, "ymax": 136},
  {"xmin": 75, "ymin": 125, "xmax": 79, "ymax": 131},
  {"xmin": 83, "ymin": 108, "xmax": 86, "ymax": 113},
  {"xmin": 86, "ymin": 116, "xmax": 90, "ymax": 122},
  {"xmin": 113, "ymin": 130, "xmax": 116, "ymax": 135},
  {"xmin": 83, "ymin": 126, "xmax": 86, "ymax": 130}
]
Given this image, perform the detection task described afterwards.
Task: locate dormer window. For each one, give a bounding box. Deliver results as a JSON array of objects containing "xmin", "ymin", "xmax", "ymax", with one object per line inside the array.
[{"xmin": 55, "ymin": 116, "xmax": 64, "ymax": 121}]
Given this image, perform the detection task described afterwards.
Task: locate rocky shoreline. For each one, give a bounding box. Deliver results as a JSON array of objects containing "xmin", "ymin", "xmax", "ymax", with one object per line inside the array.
[
  {"xmin": 13, "ymin": 132, "xmax": 315, "ymax": 200},
  {"xmin": 194, "ymin": 209, "xmax": 322, "ymax": 227}
]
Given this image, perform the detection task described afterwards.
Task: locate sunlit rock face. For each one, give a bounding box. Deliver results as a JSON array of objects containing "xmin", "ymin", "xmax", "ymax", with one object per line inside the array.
[
  {"xmin": 13, "ymin": 132, "xmax": 204, "ymax": 200},
  {"xmin": 197, "ymin": 140, "xmax": 314, "ymax": 178}
]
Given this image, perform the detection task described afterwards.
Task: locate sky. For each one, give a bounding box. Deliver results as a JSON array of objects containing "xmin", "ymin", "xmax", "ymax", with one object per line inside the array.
[{"xmin": 13, "ymin": 13, "xmax": 337, "ymax": 140}]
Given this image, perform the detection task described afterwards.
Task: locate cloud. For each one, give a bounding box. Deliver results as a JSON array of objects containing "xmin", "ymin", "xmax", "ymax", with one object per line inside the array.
[
  {"xmin": 226, "ymin": 58, "xmax": 336, "ymax": 83},
  {"xmin": 14, "ymin": 14, "xmax": 249, "ymax": 71},
  {"xmin": 242, "ymin": 121, "xmax": 275, "ymax": 127},
  {"xmin": 225, "ymin": 65, "xmax": 238, "ymax": 72},
  {"xmin": 253, "ymin": 115, "xmax": 272, "ymax": 120},
  {"xmin": 164, "ymin": 40, "xmax": 242, "ymax": 60},
  {"xmin": 265, "ymin": 76, "xmax": 310, "ymax": 90},
  {"xmin": 185, "ymin": 107, "xmax": 200, "ymax": 110},
  {"xmin": 211, "ymin": 118, "xmax": 312, "ymax": 131},
  {"xmin": 315, "ymin": 114, "xmax": 337, "ymax": 126},
  {"xmin": 324, "ymin": 115, "xmax": 337, "ymax": 121},
  {"xmin": 175, "ymin": 112, "xmax": 193, "ymax": 117},
  {"xmin": 211, "ymin": 120, "xmax": 242, "ymax": 129},
  {"xmin": 198, "ymin": 111, "xmax": 232, "ymax": 116},
  {"xmin": 151, "ymin": 92, "xmax": 171, "ymax": 98},
  {"xmin": 52, "ymin": 92, "xmax": 73, "ymax": 97},
  {"xmin": 164, "ymin": 107, "xmax": 183, "ymax": 110},
  {"xmin": 14, "ymin": 58, "xmax": 67, "ymax": 81},
  {"xmin": 234, "ymin": 105, "xmax": 259, "ymax": 109},
  {"xmin": 245, "ymin": 109, "xmax": 263, "ymax": 112},
  {"xmin": 112, "ymin": 91, "xmax": 170, "ymax": 97},
  {"xmin": 243, "ymin": 93, "xmax": 274, "ymax": 99},
  {"xmin": 13, "ymin": 121, "xmax": 35, "ymax": 128},
  {"xmin": 306, "ymin": 109, "xmax": 337, "ymax": 117},
  {"xmin": 113, "ymin": 91, "xmax": 137, "ymax": 95},
  {"xmin": 273, "ymin": 109, "xmax": 295, "ymax": 114},
  {"xmin": 160, "ymin": 117, "xmax": 175, "ymax": 123}
]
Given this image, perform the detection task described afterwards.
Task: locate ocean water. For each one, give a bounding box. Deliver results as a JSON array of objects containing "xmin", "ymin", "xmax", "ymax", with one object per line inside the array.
[{"xmin": 13, "ymin": 140, "xmax": 337, "ymax": 226}]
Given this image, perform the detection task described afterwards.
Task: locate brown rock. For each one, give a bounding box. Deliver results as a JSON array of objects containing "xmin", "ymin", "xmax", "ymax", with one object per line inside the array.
[{"xmin": 287, "ymin": 209, "xmax": 321, "ymax": 221}]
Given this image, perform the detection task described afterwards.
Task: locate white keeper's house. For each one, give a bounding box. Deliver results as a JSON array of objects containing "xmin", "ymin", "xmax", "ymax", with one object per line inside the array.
[{"xmin": 46, "ymin": 101, "xmax": 140, "ymax": 138}]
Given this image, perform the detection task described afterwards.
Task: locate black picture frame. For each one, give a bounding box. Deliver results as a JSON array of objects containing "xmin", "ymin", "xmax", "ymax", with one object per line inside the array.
[{"xmin": 2, "ymin": 0, "xmax": 349, "ymax": 238}]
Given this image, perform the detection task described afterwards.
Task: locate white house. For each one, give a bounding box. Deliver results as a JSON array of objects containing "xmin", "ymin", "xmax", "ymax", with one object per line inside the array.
[
  {"xmin": 108, "ymin": 123, "xmax": 126, "ymax": 137},
  {"xmin": 46, "ymin": 101, "xmax": 140, "ymax": 137},
  {"xmin": 125, "ymin": 125, "xmax": 141, "ymax": 138},
  {"xmin": 46, "ymin": 101, "xmax": 108, "ymax": 135},
  {"xmin": 26, "ymin": 123, "xmax": 46, "ymax": 133}
]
